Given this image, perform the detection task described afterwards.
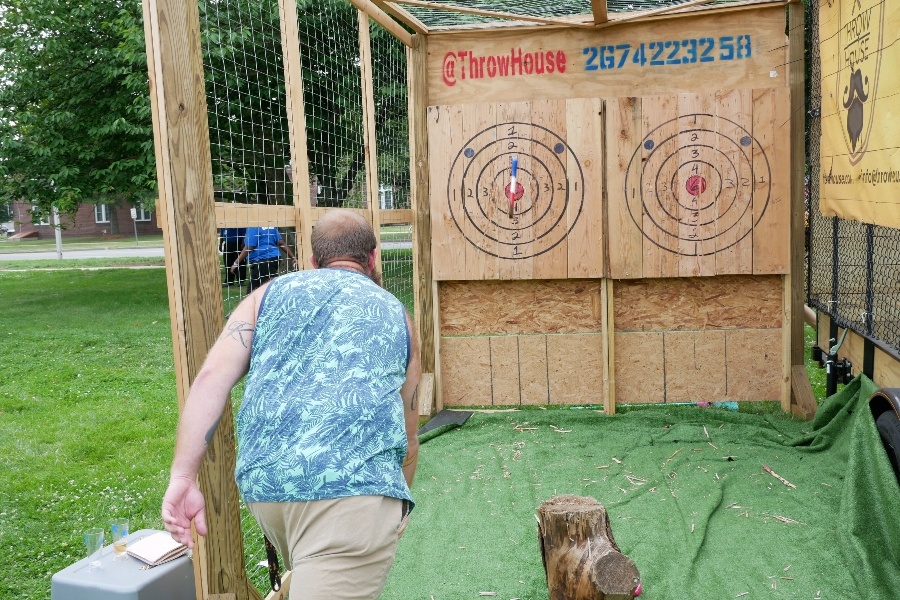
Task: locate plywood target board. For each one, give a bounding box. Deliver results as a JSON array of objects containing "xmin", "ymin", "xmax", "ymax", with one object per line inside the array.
[
  {"xmin": 430, "ymin": 99, "xmax": 604, "ymax": 280},
  {"xmin": 607, "ymin": 89, "xmax": 791, "ymax": 279}
]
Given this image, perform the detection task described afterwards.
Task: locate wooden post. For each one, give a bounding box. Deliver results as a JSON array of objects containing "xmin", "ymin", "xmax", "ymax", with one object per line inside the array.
[
  {"xmin": 278, "ymin": 0, "xmax": 314, "ymax": 267},
  {"xmin": 537, "ymin": 495, "xmax": 641, "ymax": 600},
  {"xmin": 142, "ymin": 0, "xmax": 260, "ymax": 597},
  {"xmin": 408, "ymin": 34, "xmax": 436, "ymax": 384},
  {"xmin": 358, "ymin": 11, "xmax": 383, "ymax": 240},
  {"xmin": 788, "ymin": 0, "xmax": 808, "ymax": 415}
]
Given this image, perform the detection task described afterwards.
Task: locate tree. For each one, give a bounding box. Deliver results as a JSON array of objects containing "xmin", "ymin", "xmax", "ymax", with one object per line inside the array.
[
  {"xmin": 0, "ymin": 0, "xmax": 157, "ymax": 222},
  {"xmin": 202, "ymin": 0, "xmax": 410, "ymax": 207},
  {"xmin": 0, "ymin": 0, "xmax": 411, "ymax": 222}
]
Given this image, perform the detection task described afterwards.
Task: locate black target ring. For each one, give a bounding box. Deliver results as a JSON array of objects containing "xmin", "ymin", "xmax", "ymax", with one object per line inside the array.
[
  {"xmin": 448, "ymin": 122, "xmax": 585, "ymax": 260},
  {"xmin": 624, "ymin": 114, "xmax": 771, "ymax": 256}
]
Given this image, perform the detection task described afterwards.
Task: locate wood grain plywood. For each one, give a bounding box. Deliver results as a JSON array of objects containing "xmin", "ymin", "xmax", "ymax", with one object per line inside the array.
[
  {"xmin": 751, "ymin": 87, "xmax": 791, "ymax": 274},
  {"xmin": 426, "ymin": 6, "xmax": 788, "ymax": 106},
  {"xmin": 519, "ymin": 335, "xmax": 550, "ymax": 404},
  {"xmin": 430, "ymin": 104, "xmax": 467, "ymax": 280},
  {"xmin": 713, "ymin": 88, "xmax": 753, "ymax": 275},
  {"xmin": 530, "ymin": 98, "xmax": 569, "ymax": 280},
  {"xmin": 613, "ymin": 332, "xmax": 665, "ymax": 404},
  {"xmin": 606, "ymin": 97, "xmax": 644, "ymax": 279},
  {"xmin": 613, "ymin": 275, "xmax": 783, "ymax": 331},
  {"xmin": 564, "ymin": 97, "xmax": 604, "ymax": 278},
  {"xmin": 459, "ymin": 103, "xmax": 500, "ymax": 280},
  {"xmin": 607, "ymin": 89, "xmax": 791, "ymax": 279},
  {"xmin": 547, "ymin": 334, "xmax": 606, "ymax": 405},
  {"xmin": 440, "ymin": 336, "xmax": 492, "ymax": 406},
  {"xmin": 439, "ymin": 279, "xmax": 603, "ymax": 335},
  {"xmin": 676, "ymin": 93, "xmax": 717, "ymax": 278},
  {"xmin": 490, "ymin": 335, "xmax": 522, "ymax": 405},
  {"xmin": 725, "ymin": 328, "xmax": 782, "ymax": 400},
  {"xmin": 641, "ymin": 95, "xmax": 681, "ymax": 279},
  {"xmin": 664, "ymin": 330, "xmax": 727, "ymax": 402}
]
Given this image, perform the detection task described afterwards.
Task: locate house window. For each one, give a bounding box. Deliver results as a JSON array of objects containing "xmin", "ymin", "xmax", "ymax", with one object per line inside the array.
[
  {"xmin": 32, "ymin": 205, "xmax": 50, "ymax": 226},
  {"xmin": 134, "ymin": 206, "xmax": 151, "ymax": 222},
  {"xmin": 378, "ymin": 185, "xmax": 394, "ymax": 210},
  {"xmin": 95, "ymin": 204, "xmax": 110, "ymax": 224}
]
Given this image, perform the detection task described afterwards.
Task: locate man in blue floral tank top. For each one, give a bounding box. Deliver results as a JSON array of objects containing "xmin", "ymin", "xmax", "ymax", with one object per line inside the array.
[{"xmin": 162, "ymin": 209, "xmax": 421, "ymax": 599}]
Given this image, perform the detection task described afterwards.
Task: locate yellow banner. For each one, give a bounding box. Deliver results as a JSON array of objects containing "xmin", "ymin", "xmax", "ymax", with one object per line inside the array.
[{"xmin": 819, "ymin": 0, "xmax": 900, "ymax": 228}]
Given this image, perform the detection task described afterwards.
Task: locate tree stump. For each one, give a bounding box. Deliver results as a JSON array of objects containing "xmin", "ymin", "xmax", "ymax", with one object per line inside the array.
[{"xmin": 537, "ymin": 495, "xmax": 641, "ymax": 600}]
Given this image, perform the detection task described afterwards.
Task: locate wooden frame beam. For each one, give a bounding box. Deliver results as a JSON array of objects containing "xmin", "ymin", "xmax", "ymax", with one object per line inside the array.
[
  {"xmin": 375, "ymin": 0, "xmax": 430, "ymax": 34},
  {"xmin": 591, "ymin": 0, "xmax": 609, "ymax": 25},
  {"xmin": 388, "ymin": 0, "xmax": 595, "ymax": 27},
  {"xmin": 348, "ymin": 0, "xmax": 414, "ymax": 46},
  {"xmin": 141, "ymin": 0, "xmax": 259, "ymax": 596},
  {"xmin": 279, "ymin": 0, "xmax": 315, "ymax": 267}
]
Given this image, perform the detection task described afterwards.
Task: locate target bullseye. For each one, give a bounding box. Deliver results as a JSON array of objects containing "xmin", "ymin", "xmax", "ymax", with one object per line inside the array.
[{"xmin": 685, "ymin": 175, "xmax": 707, "ymax": 196}]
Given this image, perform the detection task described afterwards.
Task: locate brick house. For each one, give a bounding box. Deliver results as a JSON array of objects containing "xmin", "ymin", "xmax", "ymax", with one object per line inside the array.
[{"xmin": 4, "ymin": 200, "xmax": 162, "ymax": 240}]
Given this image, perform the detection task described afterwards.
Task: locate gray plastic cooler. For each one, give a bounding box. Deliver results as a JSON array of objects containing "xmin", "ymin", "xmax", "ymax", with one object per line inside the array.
[{"xmin": 51, "ymin": 529, "xmax": 196, "ymax": 600}]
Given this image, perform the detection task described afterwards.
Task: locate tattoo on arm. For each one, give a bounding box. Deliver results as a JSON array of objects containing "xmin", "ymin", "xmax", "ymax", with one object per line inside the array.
[
  {"xmin": 410, "ymin": 386, "xmax": 418, "ymax": 411},
  {"xmin": 224, "ymin": 320, "xmax": 254, "ymax": 348},
  {"xmin": 204, "ymin": 416, "xmax": 221, "ymax": 445}
]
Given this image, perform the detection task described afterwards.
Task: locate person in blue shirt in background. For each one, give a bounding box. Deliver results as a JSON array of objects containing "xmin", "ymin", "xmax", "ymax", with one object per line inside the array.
[
  {"xmin": 230, "ymin": 226, "xmax": 298, "ymax": 293},
  {"xmin": 219, "ymin": 227, "xmax": 246, "ymax": 286}
]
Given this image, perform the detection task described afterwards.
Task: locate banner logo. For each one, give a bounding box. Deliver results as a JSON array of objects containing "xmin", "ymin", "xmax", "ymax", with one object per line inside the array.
[{"xmin": 836, "ymin": 0, "xmax": 884, "ymax": 165}]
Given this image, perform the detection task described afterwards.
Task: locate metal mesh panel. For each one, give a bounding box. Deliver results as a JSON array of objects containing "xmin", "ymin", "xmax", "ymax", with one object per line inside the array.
[
  {"xmin": 199, "ymin": 3, "xmax": 415, "ymax": 591},
  {"xmin": 371, "ymin": 23, "xmax": 415, "ymax": 313},
  {"xmin": 299, "ymin": 2, "xmax": 367, "ymax": 208},
  {"xmin": 398, "ymin": 0, "xmax": 757, "ymax": 29},
  {"xmin": 806, "ymin": 1, "xmax": 900, "ymax": 356}
]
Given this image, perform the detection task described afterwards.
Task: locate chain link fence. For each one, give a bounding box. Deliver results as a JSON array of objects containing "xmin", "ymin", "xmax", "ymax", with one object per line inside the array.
[{"xmin": 806, "ymin": 1, "xmax": 900, "ymax": 359}]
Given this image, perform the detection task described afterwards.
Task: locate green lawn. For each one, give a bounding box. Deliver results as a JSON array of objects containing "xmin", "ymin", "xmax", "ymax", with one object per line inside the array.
[{"xmin": 0, "ymin": 266, "xmax": 829, "ymax": 598}]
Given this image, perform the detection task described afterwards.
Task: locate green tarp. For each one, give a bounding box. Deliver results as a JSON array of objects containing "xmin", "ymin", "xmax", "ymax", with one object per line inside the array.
[{"xmin": 383, "ymin": 376, "xmax": 900, "ymax": 599}]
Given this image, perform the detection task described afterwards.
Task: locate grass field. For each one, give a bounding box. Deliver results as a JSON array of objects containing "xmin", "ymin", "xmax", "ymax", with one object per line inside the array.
[{"xmin": 0, "ymin": 265, "xmax": 829, "ymax": 598}]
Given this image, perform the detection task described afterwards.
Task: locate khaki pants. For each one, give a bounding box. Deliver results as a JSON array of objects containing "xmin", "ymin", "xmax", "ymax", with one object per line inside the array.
[{"xmin": 248, "ymin": 495, "xmax": 403, "ymax": 600}]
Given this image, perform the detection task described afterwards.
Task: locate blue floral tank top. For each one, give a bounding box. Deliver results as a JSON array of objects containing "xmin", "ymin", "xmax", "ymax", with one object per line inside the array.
[{"xmin": 234, "ymin": 268, "xmax": 412, "ymax": 507}]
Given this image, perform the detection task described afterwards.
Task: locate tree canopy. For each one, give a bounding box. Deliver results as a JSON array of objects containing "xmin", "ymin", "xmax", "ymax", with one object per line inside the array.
[
  {"xmin": 0, "ymin": 0, "xmax": 410, "ymax": 223},
  {"xmin": 0, "ymin": 0, "xmax": 156, "ymax": 217}
]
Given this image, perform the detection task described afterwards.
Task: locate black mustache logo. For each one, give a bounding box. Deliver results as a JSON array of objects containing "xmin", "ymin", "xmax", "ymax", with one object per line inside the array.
[{"xmin": 843, "ymin": 68, "xmax": 870, "ymax": 152}]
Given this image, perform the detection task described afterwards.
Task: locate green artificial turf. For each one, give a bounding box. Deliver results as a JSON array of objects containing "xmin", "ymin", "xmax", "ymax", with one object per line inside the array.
[{"xmin": 383, "ymin": 378, "xmax": 900, "ymax": 599}]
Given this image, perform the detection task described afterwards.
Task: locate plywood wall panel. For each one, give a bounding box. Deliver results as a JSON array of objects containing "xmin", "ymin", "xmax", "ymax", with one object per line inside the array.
[
  {"xmin": 439, "ymin": 279, "xmax": 603, "ymax": 336},
  {"xmin": 564, "ymin": 97, "xmax": 605, "ymax": 278},
  {"xmin": 664, "ymin": 330, "xmax": 727, "ymax": 402},
  {"xmin": 677, "ymin": 93, "xmax": 717, "ymax": 278},
  {"xmin": 430, "ymin": 104, "xmax": 467, "ymax": 280},
  {"xmin": 519, "ymin": 335, "xmax": 550, "ymax": 405},
  {"xmin": 614, "ymin": 275, "xmax": 783, "ymax": 332},
  {"xmin": 714, "ymin": 88, "xmax": 754, "ymax": 275},
  {"xmin": 548, "ymin": 334, "xmax": 606, "ymax": 406},
  {"xmin": 606, "ymin": 97, "xmax": 645, "ymax": 279},
  {"xmin": 490, "ymin": 335, "xmax": 522, "ymax": 405},
  {"xmin": 440, "ymin": 336, "xmax": 492, "ymax": 406},
  {"xmin": 751, "ymin": 87, "xmax": 791, "ymax": 274},
  {"xmin": 425, "ymin": 6, "xmax": 789, "ymax": 106},
  {"xmin": 613, "ymin": 332, "xmax": 665, "ymax": 404},
  {"xmin": 725, "ymin": 329, "xmax": 782, "ymax": 400},
  {"xmin": 607, "ymin": 89, "xmax": 790, "ymax": 279},
  {"xmin": 530, "ymin": 98, "xmax": 569, "ymax": 280}
]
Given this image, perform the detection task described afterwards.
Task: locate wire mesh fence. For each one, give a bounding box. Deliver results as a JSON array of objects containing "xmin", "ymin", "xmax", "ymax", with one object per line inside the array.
[
  {"xmin": 805, "ymin": 1, "xmax": 900, "ymax": 359},
  {"xmin": 199, "ymin": 0, "xmax": 414, "ymax": 591}
]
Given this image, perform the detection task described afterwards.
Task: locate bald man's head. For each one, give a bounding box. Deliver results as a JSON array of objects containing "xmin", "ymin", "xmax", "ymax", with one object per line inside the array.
[{"xmin": 310, "ymin": 209, "xmax": 377, "ymax": 269}]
